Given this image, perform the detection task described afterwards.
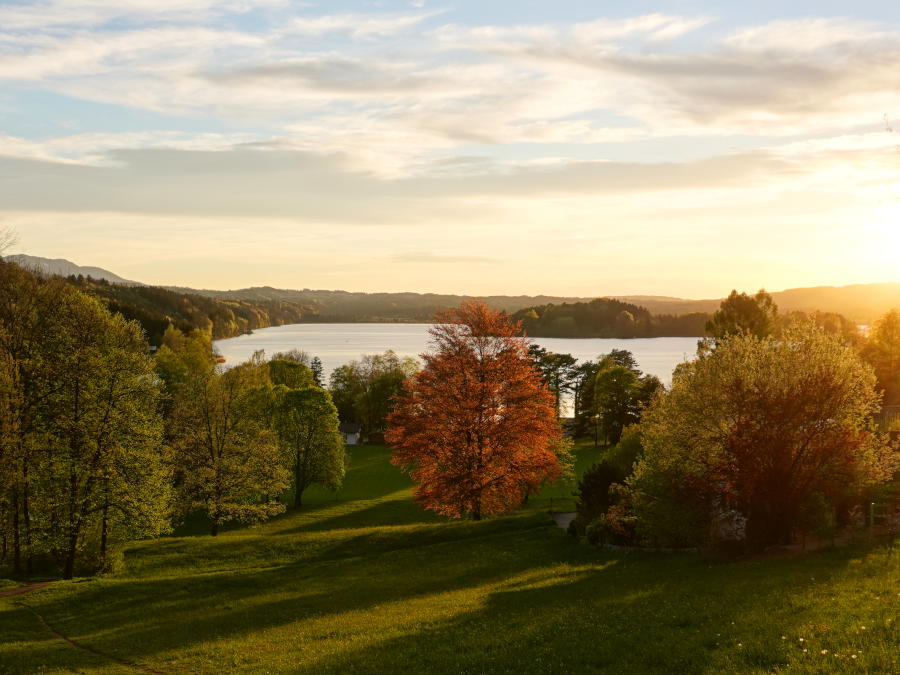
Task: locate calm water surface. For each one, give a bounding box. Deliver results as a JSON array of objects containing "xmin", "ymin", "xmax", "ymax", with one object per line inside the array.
[{"xmin": 213, "ymin": 323, "xmax": 699, "ymax": 386}]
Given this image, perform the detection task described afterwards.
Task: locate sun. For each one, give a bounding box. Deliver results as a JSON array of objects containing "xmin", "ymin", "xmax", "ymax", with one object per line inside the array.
[{"xmin": 872, "ymin": 200, "xmax": 900, "ymax": 246}]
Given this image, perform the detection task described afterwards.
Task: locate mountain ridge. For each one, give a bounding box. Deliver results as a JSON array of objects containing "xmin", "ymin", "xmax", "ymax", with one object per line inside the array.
[{"xmin": 7, "ymin": 254, "xmax": 900, "ymax": 322}]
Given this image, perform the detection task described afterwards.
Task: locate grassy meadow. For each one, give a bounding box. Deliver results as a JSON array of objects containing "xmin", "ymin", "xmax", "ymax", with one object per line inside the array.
[{"xmin": 1, "ymin": 442, "xmax": 897, "ymax": 674}]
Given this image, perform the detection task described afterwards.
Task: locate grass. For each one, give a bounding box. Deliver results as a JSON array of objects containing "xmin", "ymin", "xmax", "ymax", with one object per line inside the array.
[{"xmin": 1, "ymin": 441, "xmax": 897, "ymax": 674}]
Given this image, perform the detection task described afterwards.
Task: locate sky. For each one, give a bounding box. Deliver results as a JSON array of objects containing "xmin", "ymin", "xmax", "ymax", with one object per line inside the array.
[{"xmin": 1, "ymin": 0, "xmax": 900, "ymax": 297}]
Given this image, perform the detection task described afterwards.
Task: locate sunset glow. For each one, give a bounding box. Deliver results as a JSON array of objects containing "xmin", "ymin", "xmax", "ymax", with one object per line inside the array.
[{"xmin": 1, "ymin": 1, "xmax": 899, "ymax": 296}]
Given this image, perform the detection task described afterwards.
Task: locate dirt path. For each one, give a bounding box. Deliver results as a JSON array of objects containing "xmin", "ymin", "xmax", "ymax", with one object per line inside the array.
[
  {"xmin": 0, "ymin": 581, "xmax": 51, "ymax": 598},
  {"xmin": 2, "ymin": 581, "xmax": 163, "ymax": 674}
]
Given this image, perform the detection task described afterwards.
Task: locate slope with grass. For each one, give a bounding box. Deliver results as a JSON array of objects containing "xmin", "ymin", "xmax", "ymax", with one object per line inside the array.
[{"xmin": 1, "ymin": 443, "xmax": 897, "ymax": 674}]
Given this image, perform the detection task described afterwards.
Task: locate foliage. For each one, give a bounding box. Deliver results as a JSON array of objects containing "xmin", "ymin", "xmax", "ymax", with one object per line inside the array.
[
  {"xmin": 329, "ymin": 350, "xmax": 418, "ymax": 441},
  {"xmin": 0, "ymin": 261, "xmax": 171, "ymax": 578},
  {"xmin": 388, "ymin": 302, "xmax": 564, "ymax": 520},
  {"xmin": 64, "ymin": 276, "xmax": 311, "ymax": 346},
  {"xmin": 268, "ymin": 358, "xmax": 316, "ymax": 389},
  {"xmin": 630, "ymin": 323, "xmax": 897, "ymax": 550},
  {"xmin": 593, "ymin": 355, "xmax": 661, "ymax": 445},
  {"xmin": 159, "ymin": 333, "xmax": 288, "ymax": 535},
  {"xmin": 514, "ymin": 297, "xmax": 710, "ymax": 338},
  {"xmin": 705, "ymin": 289, "xmax": 778, "ymax": 343},
  {"xmin": 861, "ymin": 309, "xmax": 900, "ymax": 406},
  {"xmin": 527, "ymin": 345, "xmax": 579, "ymax": 417},
  {"xmin": 267, "ymin": 385, "xmax": 346, "ymax": 507}
]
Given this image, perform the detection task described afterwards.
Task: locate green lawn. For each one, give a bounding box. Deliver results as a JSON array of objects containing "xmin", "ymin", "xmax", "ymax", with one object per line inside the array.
[{"xmin": 1, "ymin": 442, "xmax": 897, "ymax": 674}]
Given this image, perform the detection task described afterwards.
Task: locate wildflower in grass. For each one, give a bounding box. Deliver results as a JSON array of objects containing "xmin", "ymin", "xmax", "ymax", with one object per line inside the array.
[{"xmin": 821, "ymin": 649, "xmax": 828, "ymax": 654}]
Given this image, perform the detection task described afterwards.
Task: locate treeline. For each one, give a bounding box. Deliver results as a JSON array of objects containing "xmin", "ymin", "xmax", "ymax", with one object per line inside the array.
[
  {"xmin": 175, "ymin": 286, "xmax": 591, "ymax": 323},
  {"xmin": 65, "ymin": 276, "xmax": 311, "ymax": 345},
  {"xmin": 513, "ymin": 298, "xmax": 710, "ymax": 338},
  {"xmin": 0, "ymin": 262, "xmax": 345, "ymax": 579}
]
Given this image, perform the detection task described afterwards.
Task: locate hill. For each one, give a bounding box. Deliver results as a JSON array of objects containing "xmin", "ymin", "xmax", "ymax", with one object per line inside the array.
[
  {"xmin": 513, "ymin": 297, "xmax": 709, "ymax": 338},
  {"xmin": 2, "ymin": 442, "xmax": 896, "ymax": 673},
  {"xmin": 4, "ymin": 254, "xmax": 139, "ymax": 285},
  {"xmin": 167, "ymin": 286, "xmax": 594, "ymax": 323}
]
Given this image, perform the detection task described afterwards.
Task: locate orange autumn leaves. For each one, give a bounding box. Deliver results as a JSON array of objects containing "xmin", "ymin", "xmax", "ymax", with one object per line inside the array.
[{"xmin": 387, "ymin": 302, "xmax": 564, "ymax": 520}]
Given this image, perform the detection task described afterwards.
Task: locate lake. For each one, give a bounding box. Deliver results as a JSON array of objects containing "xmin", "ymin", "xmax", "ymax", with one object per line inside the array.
[{"xmin": 213, "ymin": 323, "xmax": 699, "ymax": 388}]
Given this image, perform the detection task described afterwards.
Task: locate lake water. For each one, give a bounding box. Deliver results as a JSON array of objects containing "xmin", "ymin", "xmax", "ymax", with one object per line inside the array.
[{"xmin": 213, "ymin": 323, "xmax": 699, "ymax": 388}]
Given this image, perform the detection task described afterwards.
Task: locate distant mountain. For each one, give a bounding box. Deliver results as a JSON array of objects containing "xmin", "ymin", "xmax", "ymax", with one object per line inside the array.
[
  {"xmin": 172, "ymin": 283, "xmax": 900, "ymax": 325},
  {"xmin": 768, "ymin": 284, "xmax": 900, "ymax": 323},
  {"xmin": 613, "ymin": 285, "xmax": 900, "ymax": 323},
  {"xmin": 4, "ymin": 254, "xmax": 139, "ymax": 285}
]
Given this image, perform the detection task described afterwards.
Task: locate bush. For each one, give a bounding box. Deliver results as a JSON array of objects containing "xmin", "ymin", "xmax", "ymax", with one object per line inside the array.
[{"xmin": 574, "ymin": 460, "xmax": 622, "ymax": 523}]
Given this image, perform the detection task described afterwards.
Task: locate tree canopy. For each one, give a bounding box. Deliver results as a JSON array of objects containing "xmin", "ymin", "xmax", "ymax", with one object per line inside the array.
[
  {"xmin": 387, "ymin": 302, "xmax": 566, "ymax": 520},
  {"xmin": 629, "ymin": 323, "xmax": 896, "ymax": 550}
]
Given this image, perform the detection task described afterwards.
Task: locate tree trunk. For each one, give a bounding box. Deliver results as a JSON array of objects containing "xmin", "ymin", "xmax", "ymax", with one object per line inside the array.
[
  {"xmin": 11, "ymin": 489, "xmax": 21, "ymax": 574},
  {"xmin": 100, "ymin": 485, "xmax": 110, "ymax": 562},
  {"xmin": 23, "ymin": 461, "xmax": 32, "ymax": 574},
  {"xmin": 210, "ymin": 516, "xmax": 220, "ymax": 537},
  {"xmin": 62, "ymin": 532, "xmax": 78, "ymax": 580},
  {"xmin": 294, "ymin": 455, "xmax": 303, "ymax": 509}
]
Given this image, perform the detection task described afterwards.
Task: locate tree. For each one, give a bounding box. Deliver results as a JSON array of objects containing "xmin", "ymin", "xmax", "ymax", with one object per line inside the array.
[
  {"xmin": 268, "ymin": 358, "xmax": 315, "ymax": 389},
  {"xmin": 592, "ymin": 352, "xmax": 661, "ymax": 445},
  {"xmin": 310, "ymin": 357, "xmax": 324, "ymax": 387},
  {"xmin": 629, "ymin": 323, "xmax": 896, "ymax": 550},
  {"xmin": 862, "ymin": 309, "xmax": 900, "ymax": 406},
  {"xmin": 268, "ymin": 385, "xmax": 346, "ymax": 507},
  {"xmin": 387, "ymin": 302, "xmax": 565, "ymax": 520},
  {"xmin": 0, "ymin": 263, "xmax": 171, "ymax": 577},
  {"xmin": 159, "ymin": 335, "xmax": 288, "ymax": 535},
  {"xmin": 705, "ymin": 289, "xmax": 778, "ymax": 344},
  {"xmin": 527, "ymin": 345, "xmax": 578, "ymax": 417},
  {"xmin": 328, "ymin": 351, "xmax": 418, "ymax": 441},
  {"xmin": 35, "ymin": 291, "xmax": 171, "ymax": 578}
]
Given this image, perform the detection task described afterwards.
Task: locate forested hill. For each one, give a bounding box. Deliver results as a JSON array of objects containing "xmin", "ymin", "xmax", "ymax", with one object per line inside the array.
[
  {"xmin": 513, "ymin": 298, "xmax": 710, "ymax": 338},
  {"xmin": 167, "ymin": 286, "xmax": 594, "ymax": 323},
  {"xmin": 63, "ymin": 277, "xmax": 310, "ymax": 346}
]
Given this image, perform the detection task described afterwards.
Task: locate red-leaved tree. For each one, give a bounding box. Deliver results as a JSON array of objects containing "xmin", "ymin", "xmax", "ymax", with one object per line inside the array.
[{"xmin": 387, "ymin": 302, "xmax": 564, "ymax": 520}]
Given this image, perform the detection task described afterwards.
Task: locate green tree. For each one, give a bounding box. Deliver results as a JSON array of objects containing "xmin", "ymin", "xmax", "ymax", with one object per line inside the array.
[
  {"xmin": 269, "ymin": 386, "xmax": 346, "ymax": 507},
  {"xmin": 705, "ymin": 289, "xmax": 778, "ymax": 344},
  {"xmin": 630, "ymin": 323, "xmax": 895, "ymax": 550},
  {"xmin": 527, "ymin": 345, "xmax": 578, "ymax": 417},
  {"xmin": 268, "ymin": 358, "xmax": 315, "ymax": 389},
  {"xmin": 592, "ymin": 352, "xmax": 661, "ymax": 445},
  {"xmin": 0, "ymin": 263, "xmax": 171, "ymax": 577},
  {"xmin": 160, "ymin": 338, "xmax": 288, "ymax": 536},
  {"xmin": 328, "ymin": 351, "xmax": 418, "ymax": 441},
  {"xmin": 35, "ymin": 292, "xmax": 171, "ymax": 577}
]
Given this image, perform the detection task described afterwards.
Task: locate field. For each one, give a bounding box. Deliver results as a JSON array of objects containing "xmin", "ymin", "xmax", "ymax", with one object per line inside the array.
[{"xmin": 1, "ymin": 443, "xmax": 897, "ymax": 674}]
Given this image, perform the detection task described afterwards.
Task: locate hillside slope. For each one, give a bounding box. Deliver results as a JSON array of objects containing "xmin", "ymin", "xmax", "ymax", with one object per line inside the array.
[{"xmin": 2, "ymin": 444, "xmax": 896, "ymax": 674}]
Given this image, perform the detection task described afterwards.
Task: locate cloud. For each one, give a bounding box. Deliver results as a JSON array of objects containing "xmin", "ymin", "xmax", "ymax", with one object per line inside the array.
[
  {"xmin": 2, "ymin": 138, "xmax": 891, "ymax": 224},
  {"xmin": 284, "ymin": 11, "xmax": 442, "ymax": 38},
  {"xmin": 0, "ymin": 0, "xmax": 288, "ymax": 30}
]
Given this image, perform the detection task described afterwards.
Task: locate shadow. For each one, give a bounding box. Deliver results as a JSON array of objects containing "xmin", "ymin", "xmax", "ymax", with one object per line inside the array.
[
  {"xmin": 15, "ymin": 517, "xmax": 580, "ymax": 669},
  {"xmin": 303, "ymin": 538, "xmax": 900, "ymax": 674}
]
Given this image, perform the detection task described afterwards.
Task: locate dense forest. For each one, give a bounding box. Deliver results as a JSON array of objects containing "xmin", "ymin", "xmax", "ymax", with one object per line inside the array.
[
  {"xmin": 512, "ymin": 298, "xmax": 710, "ymax": 338},
  {"xmin": 66, "ymin": 276, "xmax": 311, "ymax": 345},
  {"xmin": 168, "ymin": 286, "xmax": 592, "ymax": 323}
]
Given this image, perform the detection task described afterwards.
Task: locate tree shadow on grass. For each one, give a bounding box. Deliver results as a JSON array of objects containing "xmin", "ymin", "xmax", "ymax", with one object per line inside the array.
[
  {"xmin": 16, "ymin": 519, "xmax": 578, "ymax": 670},
  {"xmin": 274, "ymin": 495, "xmax": 443, "ymax": 535},
  {"xmin": 303, "ymin": 540, "xmax": 899, "ymax": 674}
]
